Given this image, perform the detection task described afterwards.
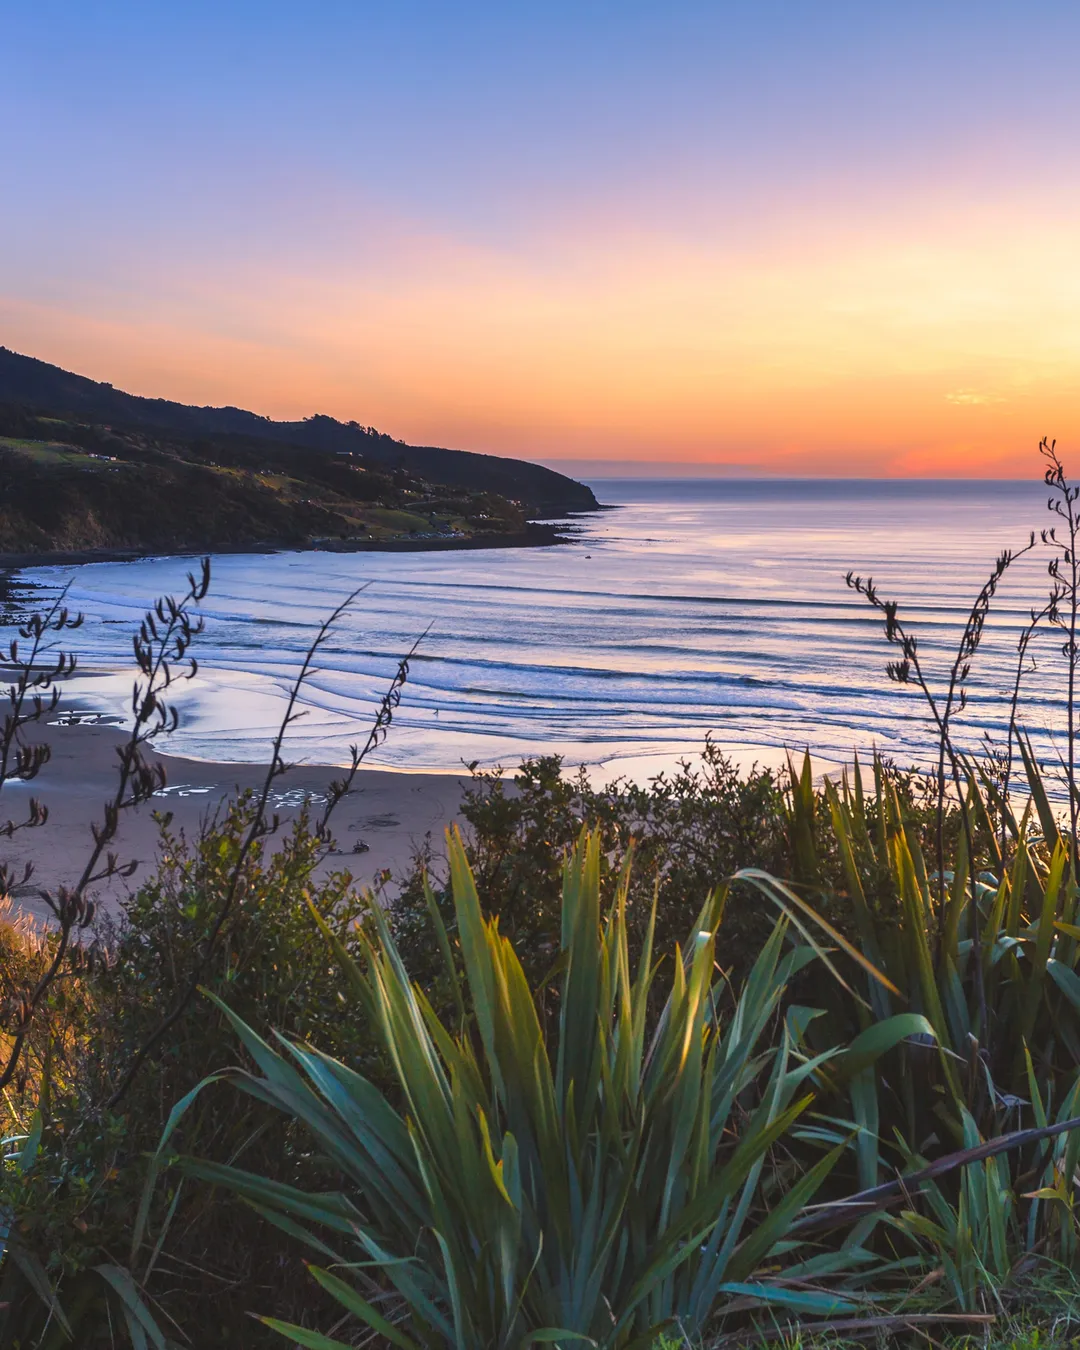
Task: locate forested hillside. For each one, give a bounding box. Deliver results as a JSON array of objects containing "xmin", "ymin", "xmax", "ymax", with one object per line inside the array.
[
  {"xmin": 0, "ymin": 403, "xmax": 555, "ymax": 556},
  {"xmin": 0, "ymin": 347, "xmax": 598, "ymax": 516}
]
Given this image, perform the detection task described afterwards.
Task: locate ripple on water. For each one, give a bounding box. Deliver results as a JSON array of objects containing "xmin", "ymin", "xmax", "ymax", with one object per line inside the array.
[{"xmin": 9, "ymin": 478, "xmax": 1064, "ymax": 781}]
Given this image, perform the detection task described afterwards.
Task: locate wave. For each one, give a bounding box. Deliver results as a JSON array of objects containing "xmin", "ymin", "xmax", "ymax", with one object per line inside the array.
[{"xmin": 8, "ymin": 481, "xmax": 1067, "ymax": 776}]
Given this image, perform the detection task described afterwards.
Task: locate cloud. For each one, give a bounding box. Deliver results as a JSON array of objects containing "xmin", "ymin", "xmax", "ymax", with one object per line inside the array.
[
  {"xmin": 537, "ymin": 458, "xmax": 772, "ymax": 479},
  {"xmin": 946, "ymin": 389, "xmax": 1006, "ymax": 405}
]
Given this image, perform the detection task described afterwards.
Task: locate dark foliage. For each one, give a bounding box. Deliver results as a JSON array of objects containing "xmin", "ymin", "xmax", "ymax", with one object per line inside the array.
[
  {"xmin": 0, "ymin": 345, "xmax": 599, "ymax": 513},
  {"xmin": 390, "ymin": 741, "xmax": 944, "ymax": 1009},
  {"xmin": 7, "ymin": 438, "xmax": 1080, "ymax": 1346},
  {"xmin": 1, "ymin": 800, "xmax": 386, "ymax": 1345},
  {"xmin": 0, "ymin": 404, "xmax": 531, "ymax": 555}
]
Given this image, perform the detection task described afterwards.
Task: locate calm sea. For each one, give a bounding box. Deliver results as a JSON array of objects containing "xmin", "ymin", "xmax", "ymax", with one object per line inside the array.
[{"xmin": 10, "ymin": 478, "xmax": 1065, "ymax": 779}]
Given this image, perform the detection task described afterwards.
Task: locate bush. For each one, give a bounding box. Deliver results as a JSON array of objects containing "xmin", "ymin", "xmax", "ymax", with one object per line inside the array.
[
  {"xmin": 13, "ymin": 437, "xmax": 1080, "ymax": 1345},
  {"xmin": 394, "ymin": 743, "xmax": 799, "ymax": 1002},
  {"xmin": 0, "ymin": 798, "xmax": 385, "ymax": 1345}
]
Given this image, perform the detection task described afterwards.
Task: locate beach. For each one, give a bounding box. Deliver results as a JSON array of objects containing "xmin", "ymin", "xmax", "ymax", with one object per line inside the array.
[
  {"xmin": 3, "ymin": 475, "xmax": 1064, "ymax": 932},
  {"xmin": 3, "ymin": 716, "xmax": 469, "ymax": 926}
]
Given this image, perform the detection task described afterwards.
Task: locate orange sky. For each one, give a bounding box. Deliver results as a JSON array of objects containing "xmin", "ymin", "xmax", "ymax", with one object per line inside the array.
[
  {"xmin": 5, "ymin": 7, "xmax": 1080, "ymax": 478},
  {"xmin": 6, "ymin": 197, "xmax": 1078, "ymax": 478}
]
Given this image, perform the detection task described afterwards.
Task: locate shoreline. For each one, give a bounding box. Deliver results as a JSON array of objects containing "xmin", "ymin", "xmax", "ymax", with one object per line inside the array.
[
  {"xmin": 1, "ymin": 716, "xmax": 873, "ymax": 930},
  {"xmin": 1, "ymin": 719, "xmax": 471, "ymax": 926},
  {"xmin": 0, "ymin": 520, "xmax": 583, "ymax": 571}
]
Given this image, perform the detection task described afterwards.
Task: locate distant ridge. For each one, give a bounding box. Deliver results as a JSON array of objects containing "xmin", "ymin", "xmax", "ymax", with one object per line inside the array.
[{"xmin": 0, "ymin": 347, "xmax": 598, "ymax": 515}]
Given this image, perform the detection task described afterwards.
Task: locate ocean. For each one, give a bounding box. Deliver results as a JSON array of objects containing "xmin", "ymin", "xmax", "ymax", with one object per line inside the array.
[{"xmin": 8, "ymin": 478, "xmax": 1065, "ymax": 781}]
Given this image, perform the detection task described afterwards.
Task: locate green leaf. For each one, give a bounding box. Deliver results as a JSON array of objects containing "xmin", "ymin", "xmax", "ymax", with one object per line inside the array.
[
  {"xmin": 9, "ymin": 1245, "xmax": 71, "ymax": 1337},
  {"xmin": 838, "ymin": 1013, "xmax": 937, "ymax": 1079},
  {"xmin": 716, "ymin": 1281, "xmax": 858, "ymax": 1315},
  {"xmin": 520, "ymin": 1331, "xmax": 598, "ymax": 1345},
  {"xmin": 95, "ymin": 1264, "xmax": 168, "ymax": 1350},
  {"xmin": 734, "ymin": 867, "xmax": 900, "ymax": 999},
  {"xmin": 305, "ymin": 1264, "xmax": 422, "ymax": 1350},
  {"xmin": 17, "ymin": 1108, "xmax": 42, "ymax": 1174},
  {"xmin": 1048, "ymin": 958, "xmax": 1080, "ymax": 1013},
  {"xmin": 1021, "ymin": 733, "xmax": 1061, "ymax": 849},
  {"xmin": 258, "ymin": 1317, "xmax": 354, "ymax": 1349},
  {"xmin": 423, "ymin": 871, "xmax": 465, "ymax": 1025},
  {"xmin": 182, "ymin": 827, "xmax": 872, "ymax": 1347}
]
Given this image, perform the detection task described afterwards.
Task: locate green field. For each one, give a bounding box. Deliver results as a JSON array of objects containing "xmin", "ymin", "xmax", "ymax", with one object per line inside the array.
[{"xmin": 0, "ymin": 436, "xmax": 112, "ymax": 466}]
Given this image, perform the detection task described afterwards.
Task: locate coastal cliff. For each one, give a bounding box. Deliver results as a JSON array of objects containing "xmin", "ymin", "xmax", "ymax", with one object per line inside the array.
[
  {"xmin": 0, "ymin": 348, "xmax": 598, "ymax": 517},
  {"xmin": 0, "ymin": 349, "xmax": 599, "ymax": 558}
]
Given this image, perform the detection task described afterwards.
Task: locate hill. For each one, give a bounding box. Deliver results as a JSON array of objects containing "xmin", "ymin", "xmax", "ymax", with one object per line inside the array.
[
  {"xmin": 0, "ymin": 347, "xmax": 597, "ymax": 516},
  {"xmin": 0, "ymin": 403, "xmax": 567, "ymax": 559}
]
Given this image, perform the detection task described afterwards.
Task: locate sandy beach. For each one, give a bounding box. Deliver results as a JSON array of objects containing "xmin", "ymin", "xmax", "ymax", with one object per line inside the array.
[{"xmin": 1, "ymin": 715, "xmax": 470, "ymax": 926}]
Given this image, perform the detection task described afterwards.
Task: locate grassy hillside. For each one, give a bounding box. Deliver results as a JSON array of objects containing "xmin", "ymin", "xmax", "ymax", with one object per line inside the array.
[
  {"xmin": 0, "ymin": 346, "xmax": 600, "ymax": 514},
  {"xmin": 0, "ymin": 404, "xmax": 540, "ymax": 555}
]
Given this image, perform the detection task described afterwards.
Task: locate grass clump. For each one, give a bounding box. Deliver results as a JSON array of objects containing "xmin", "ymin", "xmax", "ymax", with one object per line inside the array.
[{"xmin": 157, "ymin": 828, "xmax": 902, "ymax": 1347}]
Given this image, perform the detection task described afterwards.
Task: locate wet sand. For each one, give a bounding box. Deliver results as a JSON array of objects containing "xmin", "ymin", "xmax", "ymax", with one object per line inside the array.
[{"xmin": 1, "ymin": 716, "xmax": 469, "ymax": 925}]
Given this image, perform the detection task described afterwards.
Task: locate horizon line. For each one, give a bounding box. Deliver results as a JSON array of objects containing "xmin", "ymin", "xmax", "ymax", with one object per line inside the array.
[{"xmin": 548, "ymin": 463, "xmax": 1043, "ymax": 484}]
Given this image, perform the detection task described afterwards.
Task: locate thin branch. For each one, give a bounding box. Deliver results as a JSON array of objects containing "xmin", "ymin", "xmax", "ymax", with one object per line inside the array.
[
  {"xmin": 73, "ymin": 559, "xmax": 211, "ymax": 898},
  {"xmin": 0, "ymin": 562, "xmax": 210, "ymax": 1094},
  {"xmin": 315, "ymin": 622, "xmax": 431, "ymax": 838},
  {"xmin": 107, "ymin": 583, "xmax": 381, "ymax": 1108},
  {"xmin": 847, "ymin": 538, "xmax": 1034, "ymax": 1075},
  {"xmin": 1040, "ymin": 437, "xmax": 1080, "ymax": 866},
  {"xmin": 792, "ymin": 1111, "xmax": 1080, "ymax": 1236}
]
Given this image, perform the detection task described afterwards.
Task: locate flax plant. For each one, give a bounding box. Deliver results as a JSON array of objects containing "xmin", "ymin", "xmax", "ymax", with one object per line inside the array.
[
  {"xmin": 150, "ymin": 830, "xmax": 920, "ymax": 1348},
  {"xmin": 1041, "ymin": 438, "xmax": 1080, "ymax": 856},
  {"xmin": 782, "ymin": 744, "xmax": 1080, "ymax": 1277},
  {"xmin": 884, "ymin": 1064, "xmax": 1080, "ymax": 1312}
]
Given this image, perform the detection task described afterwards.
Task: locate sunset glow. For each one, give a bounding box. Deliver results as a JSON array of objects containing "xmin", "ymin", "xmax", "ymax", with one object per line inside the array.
[{"xmin": 5, "ymin": 4, "xmax": 1080, "ymax": 476}]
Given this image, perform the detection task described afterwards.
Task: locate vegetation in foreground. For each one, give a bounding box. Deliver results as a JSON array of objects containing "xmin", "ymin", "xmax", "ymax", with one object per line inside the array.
[{"xmin": 1, "ymin": 443, "xmax": 1080, "ymax": 1346}]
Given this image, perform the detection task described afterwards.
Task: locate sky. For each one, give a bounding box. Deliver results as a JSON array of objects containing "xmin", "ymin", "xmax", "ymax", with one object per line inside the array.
[{"xmin": 3, "ymin": 2, "xmax": 1080, "ymax": 477}]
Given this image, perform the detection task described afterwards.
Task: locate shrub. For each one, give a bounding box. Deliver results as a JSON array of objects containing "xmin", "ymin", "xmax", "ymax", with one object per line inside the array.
[
  {"xmin": 0, "ymin": 800, "xmax": 383, "ymax": 1345},
  {"xmin": 395, "ymin": 743, "xmax": 814, "ymax": 1005}
]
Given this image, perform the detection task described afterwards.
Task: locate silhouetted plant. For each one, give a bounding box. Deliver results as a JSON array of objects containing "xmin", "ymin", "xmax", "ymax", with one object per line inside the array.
[
  {"xmin": 0, "ymin": 565, "xmax": 425, "ymax": 1344},
  {"xmin": 996, "ymin": 591, "xmax": 1053, "ymax": 854},
  {"xmin": 847, "ymin": 528, "xmax": 1033, "ymax": 906},
  {"xmin": 1038, "ymin": 437, "xmax": 1080, "ymax": 857},
  {"xmin": 316, "ymin": 621, "xmax": 430, "ymax": 839},
  {"xmin": 0, "ymin": 548, "xmax": 212, "ymax": 1101},
  {"xmin": 846, "ymin": 536, "xmax": 1034, "ymax": 1056},
  {"xmin": 14, "ymin": 445, "xmax": 1080, "ymax": 1345},
  {"xmin": 0, "ymin": 587, "xmax": 83, "ymax": 1092},
  {"xmin": 107, "ymin": 585, "xmax": 425, "ymax": 1108}
]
